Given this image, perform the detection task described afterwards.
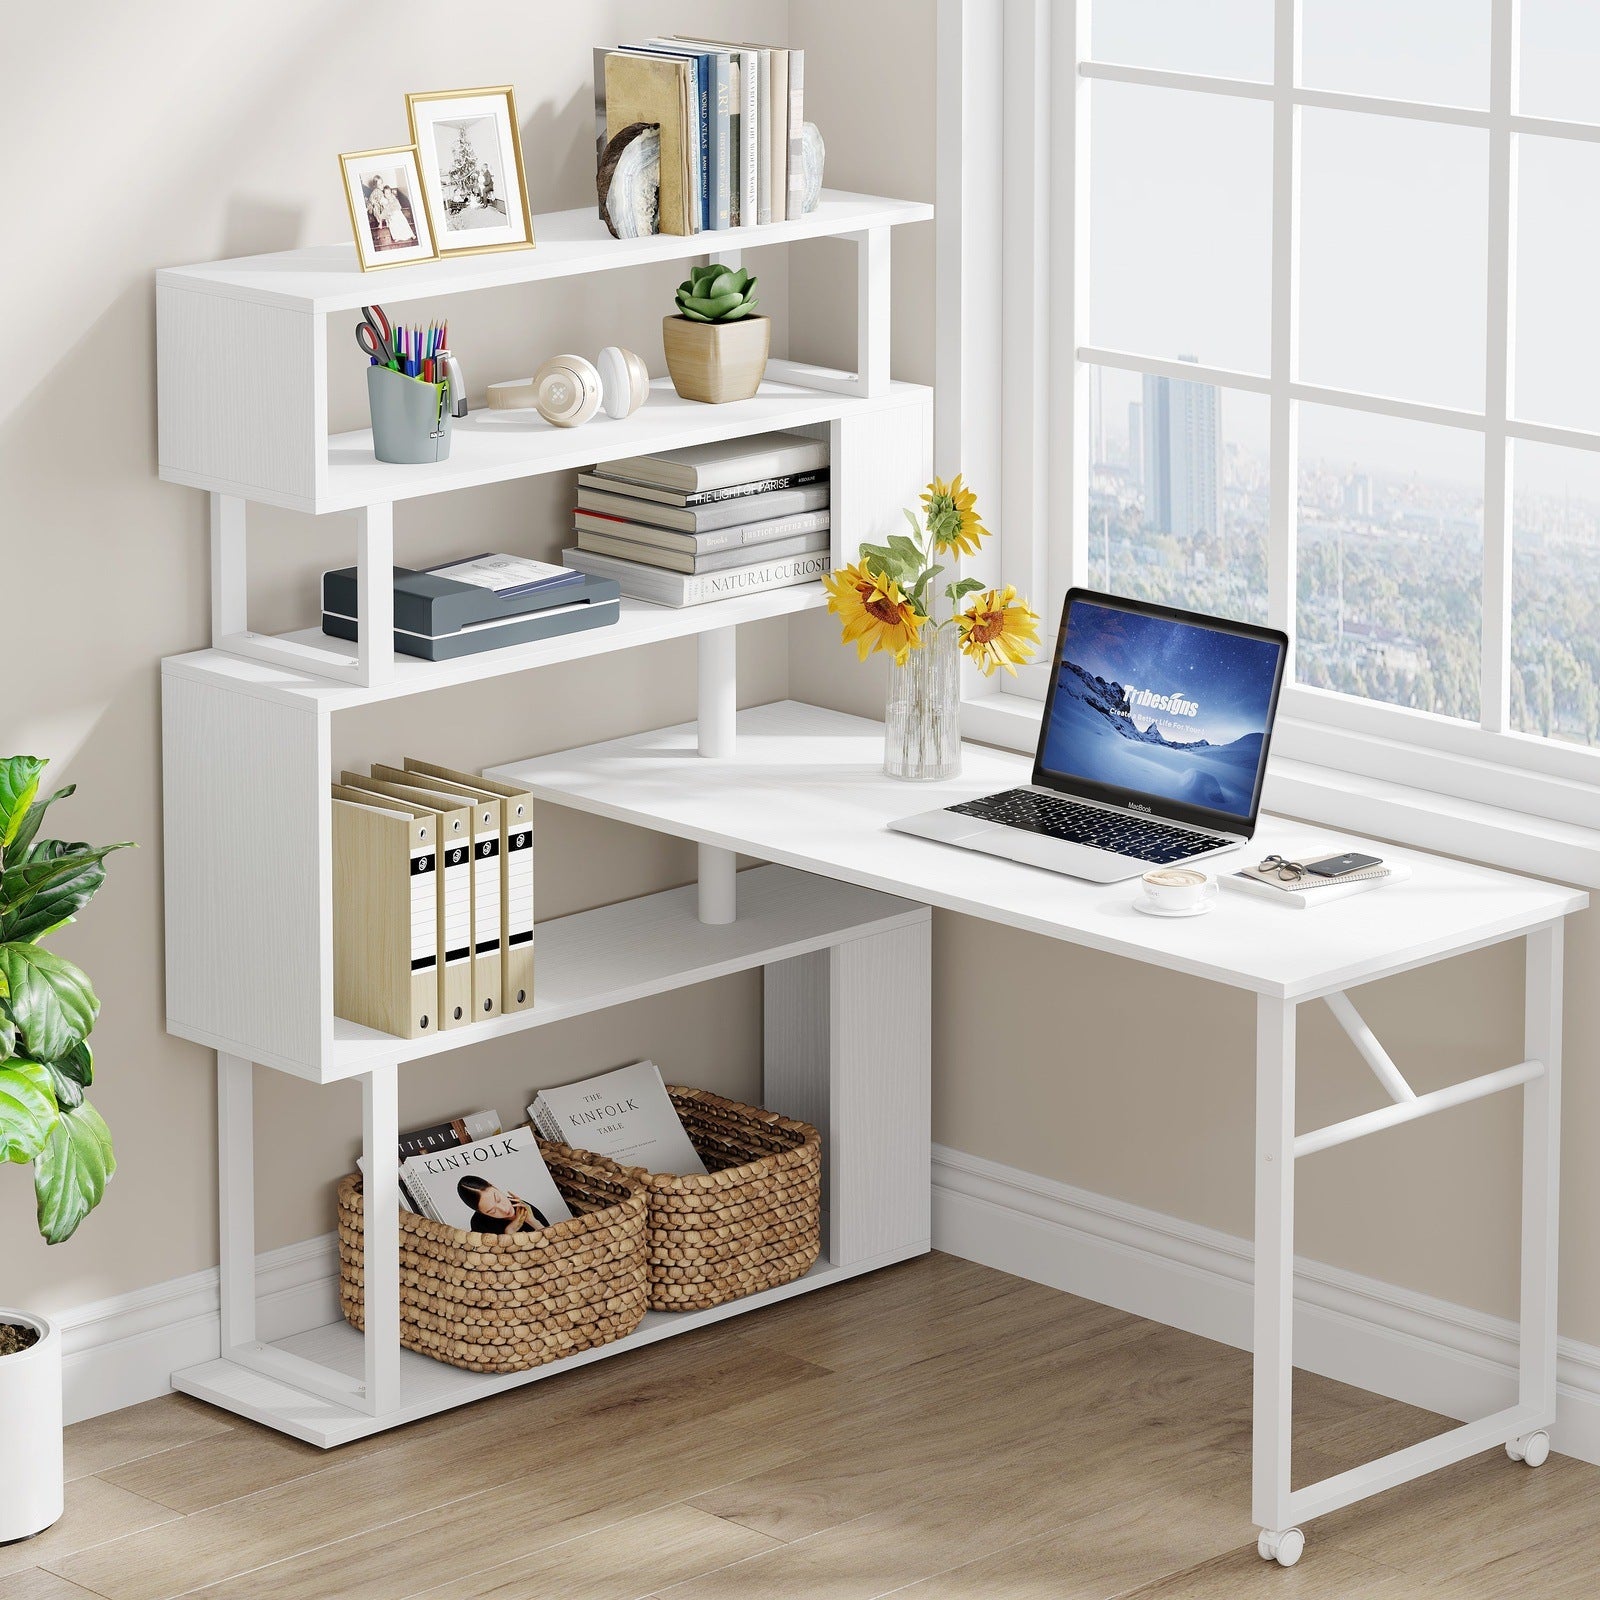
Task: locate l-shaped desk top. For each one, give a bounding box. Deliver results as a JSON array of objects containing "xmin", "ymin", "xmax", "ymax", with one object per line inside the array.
[{"xmin": 491, "ymin": 700, "xmax": 1587, "ymax": 1001}]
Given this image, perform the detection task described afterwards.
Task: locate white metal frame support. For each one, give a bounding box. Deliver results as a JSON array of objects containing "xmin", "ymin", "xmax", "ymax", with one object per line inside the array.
[
  {"xmin": 776, "ymin": 229, "xmax": 894, "ymax": 400},
  {"xmin": 361, "ymin": 1062, "xmax": 401, "ymax": 1417},
  {"xmin": 208, "ymin": 493, "xmax": 396, "ymax": 689},
  {"xmin": 1253, "ymin": 926, "xmax": 1565, "ymax": 1564},
  {"xmin": 696, "ymin": 625, "xmax": 738, "ymax": 925}
]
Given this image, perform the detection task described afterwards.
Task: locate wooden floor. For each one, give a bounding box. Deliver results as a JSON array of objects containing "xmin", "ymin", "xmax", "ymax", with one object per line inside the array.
[{"xmin": 10, "ymin": 1253, "xmax": 1600, "ymax": 1599}]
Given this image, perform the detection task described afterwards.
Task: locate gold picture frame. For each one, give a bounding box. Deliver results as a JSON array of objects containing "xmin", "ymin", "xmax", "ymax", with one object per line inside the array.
[
  {"xmin": 340, "ymin": 145, "xmax": 438, "ymax": 272},
  {"xmin": 406, "ymin": 86, "xmax": 537, "ymax": 258}
]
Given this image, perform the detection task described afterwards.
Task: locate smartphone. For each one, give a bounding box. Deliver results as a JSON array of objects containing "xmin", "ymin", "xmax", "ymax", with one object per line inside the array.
[{"xmin": 1306, "ymin": 852, "xmax": 1383, "ymax": 878}]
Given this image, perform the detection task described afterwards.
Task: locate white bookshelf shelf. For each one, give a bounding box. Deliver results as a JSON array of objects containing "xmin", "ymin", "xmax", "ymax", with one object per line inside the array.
[
  {"xmin": 158, "ymin": 191, "xmax": 932, "ymax": 313},
  {"xmin": 164, "ymin": 583, "xmax": 830, "ymax": 711}
]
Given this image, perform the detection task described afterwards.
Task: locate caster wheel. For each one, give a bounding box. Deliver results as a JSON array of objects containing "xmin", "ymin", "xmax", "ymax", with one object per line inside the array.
[
  {"xmin": 1257, "ymin": 1527, "xmax": 1305, "ymax": 1568},
  {"xmin": 1507, "ymin": 1430, "xmax": 1550, "ymax": 1467}
]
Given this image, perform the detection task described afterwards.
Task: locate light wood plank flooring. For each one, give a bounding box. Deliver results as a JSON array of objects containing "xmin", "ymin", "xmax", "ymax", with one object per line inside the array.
[{"xmin": 8, "ymin": 1253, "xmax": 1598, "ymax": 1599}]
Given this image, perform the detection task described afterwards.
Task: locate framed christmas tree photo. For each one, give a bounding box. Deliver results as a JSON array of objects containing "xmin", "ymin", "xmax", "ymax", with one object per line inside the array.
[{"xmin": 407, "ymin": 86, "xmax": 535, "ymax": 258}]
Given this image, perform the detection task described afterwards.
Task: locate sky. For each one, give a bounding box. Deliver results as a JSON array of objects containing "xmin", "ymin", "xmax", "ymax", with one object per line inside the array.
[
  {"xmin": 1063, "ymin": 599, "xmax": 1283, "ymax": 745},
  {"xmin": 1087, "ymin": 0, "xmax": 1600, "ymax": 495}
]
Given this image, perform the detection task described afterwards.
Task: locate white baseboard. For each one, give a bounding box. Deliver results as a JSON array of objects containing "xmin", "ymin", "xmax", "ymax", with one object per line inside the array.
[
  {"xmin": 48, "ymin": 1149, "xmax": 1600, "ymax": 1465},
  {"xmin": 56, "ymin": 1235, "xmax": 339, "ymax": 1425},
  {"xmin": 931, "ymin": 1143, "xmax": 1600, "ymax": 1467}
]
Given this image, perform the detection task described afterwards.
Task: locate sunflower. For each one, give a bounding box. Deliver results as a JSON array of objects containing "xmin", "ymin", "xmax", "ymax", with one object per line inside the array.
[
  {"xmin": 954, "ymin": 587, "xmax": 1041, "ymax": 677},
  {"xmin": 824, "ymin": 561, "xmax": 928, "ymax": 665},
  {"xmin": 921, "ymin": 474, "xmax": 988, "ymax": 557}
]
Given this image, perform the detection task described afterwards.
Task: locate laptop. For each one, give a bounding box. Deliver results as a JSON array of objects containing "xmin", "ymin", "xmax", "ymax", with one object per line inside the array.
[{"xmin": 889, "ymin": 589, "xmax": 1289, "ymax": 883}]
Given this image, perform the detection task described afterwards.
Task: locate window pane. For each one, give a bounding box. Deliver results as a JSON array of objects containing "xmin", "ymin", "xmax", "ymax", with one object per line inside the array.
[
  {"xmin": 1514, "ymin": 136, "xmax": 1600, "ymax": 433},
  {"xmin": 1301, "ymin": 0, "xmax": 1490, "ymax": 109},
  {"xmin": 1512, "ymin": 442, "xmax": 1600, "ymax": 746},
  {"xmin": 1519, "ymin": 0, "xmax": 1600, "ymax": 126},
  {"xmin": 1090, "ymin": 0, "xmax": 1273, "ymax": 82},
  {"xmin": 1296, "ymin": 407, "xmax": 1483, "ymax": 721},
  {"xmin": 1086, "ymin": 366, "xmax": 1269, "ymax": 625},
  {"xmin": 1089, "ymin": 82, "xmax": 1272, "ymax": 374},
  {"xmin": 1298, "ymin": 110, "xmax": 1487, "ymax": 410}
]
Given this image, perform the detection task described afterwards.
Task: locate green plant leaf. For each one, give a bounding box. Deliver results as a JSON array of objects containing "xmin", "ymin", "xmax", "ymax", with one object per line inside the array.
[
  {"xmin": 911, "ymin": 565, "xmax": 946, "ymax": 606},
  {"xmin": 55, "ymin": 1037, "xmax": 93, "ymax": 1088},
  {"xmin": 719, "ymin": 300, "xmax": 757, "ymax": 319},
  {"xmin": 947, "ymin": 577, "xmax": 987, "ymax": 606},
  {"xmin": 43, "ymin": 1060, "xmax": 84, "ymax": 1111},
  {"xmin": 0, "ymin": 758, "xmax": 47, "ymax": 851},
  {"xmin": 1, "ymin": 842, "xmax": 130, "ymax": 944},
  {"xmin": 677, "ymin": 303, "xmax": 715, "ymax": 322},
  {"xmin": 7, "ymin": 783, "xmax": 73, "ymax": 862},
  {"xmin": 34, "ymin": 1099, "xmax": 114, "ymax": 1243},
  {"xmin": 0, "ymin": 945, "xmax": 98, "ymax": 1061},
  {"xmin": 0, "ymin": 997, "xmax": 13, "ymax": 1062},
  {"xmin": 680, "ymin": 291, "xmax": 745, "ymax": 318},
  {"xmin": 0, "ymin": 1059, "xmax": 57, "ymax": 1163}
]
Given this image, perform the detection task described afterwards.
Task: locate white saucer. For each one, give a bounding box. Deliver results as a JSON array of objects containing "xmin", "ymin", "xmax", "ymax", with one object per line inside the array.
[{"xmin": 1133, "ymin": 889, "xmax": 1218, "ymax": 918}]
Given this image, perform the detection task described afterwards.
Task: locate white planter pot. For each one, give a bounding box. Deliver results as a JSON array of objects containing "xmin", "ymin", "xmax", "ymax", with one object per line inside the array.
[{"xmin": 0, "ymin": 1309, "xmax": 64, "ymax": 1543}]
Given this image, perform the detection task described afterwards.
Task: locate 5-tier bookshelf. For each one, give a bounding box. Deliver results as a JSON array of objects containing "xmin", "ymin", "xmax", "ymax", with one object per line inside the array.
[{"xmin": 158, "ymin": 190, "xmax": 937, "ymax": 1444}]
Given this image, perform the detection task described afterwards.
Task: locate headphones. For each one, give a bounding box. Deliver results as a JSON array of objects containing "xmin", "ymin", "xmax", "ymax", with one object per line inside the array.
[{"xmin": 486, "ymin": 346, "xmax": 649, "ymax": 428}]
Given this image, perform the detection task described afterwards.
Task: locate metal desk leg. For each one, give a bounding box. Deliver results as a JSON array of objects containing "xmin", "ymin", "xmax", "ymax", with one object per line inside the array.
[
  {"xmin": 1508, "ymin": 922, "xmax": 1563, "ymax": 1469},
  {"xmin": 1254, "ymin": 995, "xmax": 1304, "ymax": 1569}
]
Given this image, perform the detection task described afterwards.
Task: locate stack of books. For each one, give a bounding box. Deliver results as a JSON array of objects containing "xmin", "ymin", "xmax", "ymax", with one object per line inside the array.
[
  {"xmin": 596, "ymin": 37, "xmax": 805, "ymax": 233},
  {"xmin": 564, "ymin": 430, "xmax": 831, "ymax": 607}
]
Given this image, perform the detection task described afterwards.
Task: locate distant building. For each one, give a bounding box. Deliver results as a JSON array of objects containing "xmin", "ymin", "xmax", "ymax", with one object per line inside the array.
[
  {"xmin": 1342, "ymin": 472, "xmax": 1373, "ymax": 519},
  {"xmin": 1142, "ymin": 357, "xmax": 1222, "ymax": 540},
  {"xmin": 1127, "ymin": 401, "xmax": 1143, "ymax": 488}
]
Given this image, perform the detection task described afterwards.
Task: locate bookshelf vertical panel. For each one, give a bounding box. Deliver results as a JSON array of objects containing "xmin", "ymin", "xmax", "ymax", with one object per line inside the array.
[
  {"xmin": 156, "ymin": 283, "xmax": 321, "ymax": 509},
  {"xmin": 830, "ymin": 393, "xmax": 935, "ymax": 571},
  {"xmin": 828, "ymin": 920, "xmax": 933, "ymax": 1267},
  {"xmin": 763, "ymin": 950, "xmax": 833, "ymax": 1227},
  {"xmin": 162, "ymin": 671, "xmax": 329, "ymax": 1074}
]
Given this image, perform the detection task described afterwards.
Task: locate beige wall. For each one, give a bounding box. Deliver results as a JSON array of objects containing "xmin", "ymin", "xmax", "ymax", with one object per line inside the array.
[{"xmin": 6, "ymin": 0, "xmax": 1597, "ymax": 1371}]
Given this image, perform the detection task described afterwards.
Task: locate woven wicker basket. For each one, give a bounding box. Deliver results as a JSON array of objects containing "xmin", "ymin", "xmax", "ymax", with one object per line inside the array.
[
  {"xmin": 337, "ymin": 1142, "xmax": 648, "ymax": 1374},
  {"xmin": 641, "ymin": 1087, "xmax": 822, "ymax": 1312}
]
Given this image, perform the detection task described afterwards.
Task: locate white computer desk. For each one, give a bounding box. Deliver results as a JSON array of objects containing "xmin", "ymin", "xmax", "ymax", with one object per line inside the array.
[{"xmin": 495, "ymin": 698, "xmax": 1588, "ymax": 1567}]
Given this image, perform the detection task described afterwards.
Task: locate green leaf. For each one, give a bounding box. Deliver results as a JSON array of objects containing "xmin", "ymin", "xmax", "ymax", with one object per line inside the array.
[
  {"xmin": 0, "ymin": 997, "xmax": 14, "ymax": 1062},
  {"xmin": 0, "ymin": 1059, "xmax": 57, "ymax": 1163},
  {"xmin": 34, "ymin": 1099, "xmax": 114, "ymax": 1244},
  {"xmin": 0, "ymin": 758, "xmax": 47, "ymax": 850},
  {"xmin": 7, "ymin": 784, "xmax": 74, "ymax": 862},
  {"xmin": 1, "ymin": 843, "xmax": 130, "ymax": 944},
  {"xmin": 911, "ymin": 565, "xmax": 946, "ymax": 606},
  {"xmin": 719, "ymin": 299, "xmax": 757, "ymax": 320},
  {"xmin": 55, "ymin": 1038, "xmax": 93, "ymax": 1088},
  {"xmin": 43, "ymin": 1060, "xmax": 84, "ymax": 1111},
  {"xmin": 681, "ymin": 291, "xmax": 745, "ymax": 318},
  {"xmin": 0, "ymin": 945, "xmax": 98, "ymax": 1061},
  {"xmin": 676, "ymin": 303, "xmax": 715, "ymax": 323},
  {"xmin": 947, "ymin": 577, "xmax": 987, "ymax": 606}
]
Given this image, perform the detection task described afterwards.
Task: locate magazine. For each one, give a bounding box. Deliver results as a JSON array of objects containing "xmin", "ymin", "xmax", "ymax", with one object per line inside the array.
[
  {"xmin": 360, "ymin": 1108, "xmax": 503, "ymax": 1213},
  {"xmin": 401, "ymin": 1126, "xmax": 573, "ymax": 1234},
  {"xmin": 529, "ymin": 1060, "xmax": 707, "ymax": 1176}
]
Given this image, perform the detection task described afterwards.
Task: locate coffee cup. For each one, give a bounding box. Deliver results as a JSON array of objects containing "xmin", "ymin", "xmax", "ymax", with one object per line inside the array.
[{"xmin": 1140, "ymin": 866, "xmax": 1215, "ymax": 911}]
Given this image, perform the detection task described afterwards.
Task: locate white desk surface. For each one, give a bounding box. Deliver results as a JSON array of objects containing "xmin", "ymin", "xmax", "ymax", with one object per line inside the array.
[{"xmin": 493, "ymin": 701, "xmax": 1586, "ymax": 1001}]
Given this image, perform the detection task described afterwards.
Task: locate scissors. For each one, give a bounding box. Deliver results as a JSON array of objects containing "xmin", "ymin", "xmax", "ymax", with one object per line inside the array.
[{"xmin": 356, "ymin": 303, "xmax": 395, "ymax": 366}]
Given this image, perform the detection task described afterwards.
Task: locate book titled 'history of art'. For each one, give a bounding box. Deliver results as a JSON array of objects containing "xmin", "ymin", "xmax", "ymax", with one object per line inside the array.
[{"xmin": 529, "ymin": 1061, "xmax": 707, "ymax": 1176}]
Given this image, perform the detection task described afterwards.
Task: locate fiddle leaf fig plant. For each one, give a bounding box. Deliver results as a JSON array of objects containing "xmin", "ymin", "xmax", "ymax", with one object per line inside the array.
[{"xmin": 0, "ymin": 757, "xmax": 130, "ymax": 1243}]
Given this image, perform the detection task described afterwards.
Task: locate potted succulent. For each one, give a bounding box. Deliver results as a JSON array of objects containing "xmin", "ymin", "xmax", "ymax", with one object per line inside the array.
[
  {"xmin": 662, "ymin": 264, "xmax": 769, "ymax": 403},
  {"xmin": 0, "ymin": 756, "xmax": 128, "ymax": 1543}
]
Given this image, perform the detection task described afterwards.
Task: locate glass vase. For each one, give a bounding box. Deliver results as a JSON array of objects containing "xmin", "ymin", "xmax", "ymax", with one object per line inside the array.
[{"xmin": 884, "ymin": 622, "xmax": 961, "ymax": 781}]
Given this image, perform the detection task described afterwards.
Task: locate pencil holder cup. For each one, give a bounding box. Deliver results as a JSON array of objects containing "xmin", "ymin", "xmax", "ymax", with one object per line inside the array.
[{"xmin": 367, "ymin": 364, "xmax": 452, "ymax": 464}]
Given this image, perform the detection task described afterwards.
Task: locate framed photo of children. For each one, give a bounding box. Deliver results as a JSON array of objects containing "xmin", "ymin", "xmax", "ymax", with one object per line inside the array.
[
  {"xmin": 407, "ymin": 87, "xmax": 536, "ymax": 257},
  {"xmin": 340, "ymin": 146, "xmax": 437, "ymax": 271}
]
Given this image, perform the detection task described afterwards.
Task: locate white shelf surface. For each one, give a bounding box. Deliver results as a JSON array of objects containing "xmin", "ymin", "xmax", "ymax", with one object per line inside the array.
[
  {"xmin": 157, "ymin": 191, "xmax": 934, "ymax": 313},
  {"xmin": 490, "ymin": 700, "xmax": 1587, "ymax": 1000},
  {"xmin": 172, "ymin": 1243, "xmax": 920, "ymax": 1448},
  {"xmin": 176, "ymin": 865, "xmax": 923, "ymax": 1084},
  {"xmin": 162, "ymin": 584, "xmax": 830, "ymax": 712},
  {"xmin": 321, "ymin": 368, "xmax": 922, "ymax": 514}
]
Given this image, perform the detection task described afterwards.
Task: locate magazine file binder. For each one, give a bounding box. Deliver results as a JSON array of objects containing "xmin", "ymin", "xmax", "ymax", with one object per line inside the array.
[{"xmin": 330, "ymin": 796, "xmax": 438, "ymax": 1039}]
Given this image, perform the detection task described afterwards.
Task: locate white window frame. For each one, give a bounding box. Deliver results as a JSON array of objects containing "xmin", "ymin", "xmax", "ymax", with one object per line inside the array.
[{"xmin": 941, "ymin": 0, "xmax": 1600, "ymax": 834}]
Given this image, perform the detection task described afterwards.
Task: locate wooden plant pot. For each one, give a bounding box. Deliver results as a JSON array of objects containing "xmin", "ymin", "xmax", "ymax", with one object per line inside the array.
[{"xmin": 662, "ymin": 314, "xmax": 770, "ymax": 404}]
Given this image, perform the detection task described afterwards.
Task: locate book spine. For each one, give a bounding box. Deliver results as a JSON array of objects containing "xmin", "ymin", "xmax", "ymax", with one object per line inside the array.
[
  {"xmin": 728, "ymin": 54, "xmax": 742, "ymax": 226},
  {"xmin": 696, "ymin": 55, "xmax": 711, "ymax": 231},
  {"xmin": 712, "ymin": 53, "xmax": 732, "ymax": 229},
  {"xmin": 593, "ymin": 47, "xmax": 611, "ymax": 218},
  {"xmin": 755, "ymin": 51, "xmax": 771, "ymax": 224},
  {"xmin": 682, "ymin": 550, "xmax": 830, "ymax": 605},
  {"xmin": 786, "ymin": 49, "xmax": 805, "ymax": 221},
  {"xmin": 742, "ymin": 50, "xmax": 760, "ymax": 228}
]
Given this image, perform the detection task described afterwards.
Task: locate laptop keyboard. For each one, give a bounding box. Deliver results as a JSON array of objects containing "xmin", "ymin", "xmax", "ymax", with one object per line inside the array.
[{"xmin": 946, "ymin": 789, "xmax": 1223, "ymax": 864}]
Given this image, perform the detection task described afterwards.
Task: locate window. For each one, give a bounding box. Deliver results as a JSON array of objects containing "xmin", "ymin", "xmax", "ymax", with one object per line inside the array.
[{"xmin": 960, "ymin": 0, "xmax": 1600, "ymax": 812}]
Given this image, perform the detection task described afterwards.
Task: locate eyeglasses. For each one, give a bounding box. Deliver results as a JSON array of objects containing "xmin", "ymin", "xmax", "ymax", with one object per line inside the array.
[{"xmin": 1258, "ymin": 853, "xmax": 1307, "ymax": 883}]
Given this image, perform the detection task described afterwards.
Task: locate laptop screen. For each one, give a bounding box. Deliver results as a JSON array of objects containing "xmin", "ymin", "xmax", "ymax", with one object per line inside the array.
[{"xmin": 1035, "ymin": 591, "xmax": 1287, "ymax": 828}]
